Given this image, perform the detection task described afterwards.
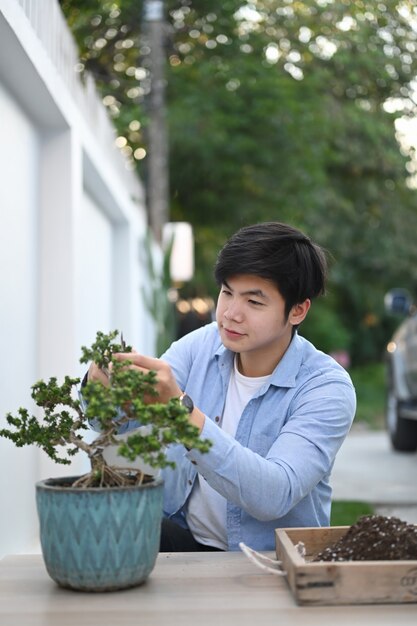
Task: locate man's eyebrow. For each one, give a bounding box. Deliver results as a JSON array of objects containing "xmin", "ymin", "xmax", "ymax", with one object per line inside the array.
[
  {"xmin": 223, "ymin": 280, "xmax": 268, "ymax": 299},
  {"xmin": 242, "ymin": 289, "xmax": 268, "ymax": 299}
]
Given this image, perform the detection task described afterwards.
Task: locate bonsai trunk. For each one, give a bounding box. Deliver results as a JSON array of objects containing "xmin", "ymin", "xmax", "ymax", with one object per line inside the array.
[{"xmin": 68, "ymin": 436, "xmax": 148, "ymax": 488}]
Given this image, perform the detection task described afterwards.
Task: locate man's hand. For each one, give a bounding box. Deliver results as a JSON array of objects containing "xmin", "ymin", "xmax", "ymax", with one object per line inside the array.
[
  {"xmin": 114, "ymin": 353, "xmax": 182, "ymax": 403},
  {"xmin": 87, "ymin": 361, "xmax": 111, "ymax": 386},
  {"xmin": 88, "ymin": 352, "xmax": 206, "ymax": 434}
]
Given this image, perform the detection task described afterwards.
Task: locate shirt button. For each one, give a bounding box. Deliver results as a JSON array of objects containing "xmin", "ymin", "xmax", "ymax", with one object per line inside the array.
[
  {"xmin": 215, "ymin": 416, "xmax": 220, "ymax": 423},
  {"xmin": 188, "ymin": 480, "xmax": 193, "ymax": 485},
  {"xmin": 191, "ymin": 460, "xmax": 197, "ymax": 465}
]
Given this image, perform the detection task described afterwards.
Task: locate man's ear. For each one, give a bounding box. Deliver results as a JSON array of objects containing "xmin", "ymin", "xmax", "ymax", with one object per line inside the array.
[{"xmin": 289, "ymin": 299, "xmax": 311, "ymax": 326}]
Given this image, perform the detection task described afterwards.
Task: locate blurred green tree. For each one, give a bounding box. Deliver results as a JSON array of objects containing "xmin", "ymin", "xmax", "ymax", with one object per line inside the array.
[{"xmin": 60, "ymin": 0, "xmax": 417, "ymax": 363}]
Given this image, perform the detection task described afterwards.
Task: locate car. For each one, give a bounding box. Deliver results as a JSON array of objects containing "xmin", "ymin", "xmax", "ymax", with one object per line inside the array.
[{"xmin": 384, "ymin": 288, "xmax": 417, "ymax": 452}]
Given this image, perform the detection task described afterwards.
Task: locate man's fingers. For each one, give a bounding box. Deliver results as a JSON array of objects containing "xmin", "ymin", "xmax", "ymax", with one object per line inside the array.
[
  {"xmin": 88, "ymin": 363, "xmax": 110, "ymax": 386},
  {"xmin": 114, "ymin": 352, "xmax": 161, "ymax": 371}
]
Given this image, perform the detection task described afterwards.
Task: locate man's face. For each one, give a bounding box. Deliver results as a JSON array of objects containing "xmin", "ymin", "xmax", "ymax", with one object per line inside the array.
[{"xmin": 216, "ymin": 274, "xmax": 309, "ymax": 377}]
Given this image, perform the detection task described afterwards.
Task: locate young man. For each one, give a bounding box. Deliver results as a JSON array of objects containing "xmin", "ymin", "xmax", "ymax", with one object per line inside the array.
[{"xmin": 89, "ymin": 222, "xmax": 356, "ymax": 552}]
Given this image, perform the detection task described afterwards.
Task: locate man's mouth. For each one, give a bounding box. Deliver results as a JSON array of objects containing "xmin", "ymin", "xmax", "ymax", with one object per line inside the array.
[{"xmin": 223, "ymin": 327, "xmax": 245, "ymax": 338}]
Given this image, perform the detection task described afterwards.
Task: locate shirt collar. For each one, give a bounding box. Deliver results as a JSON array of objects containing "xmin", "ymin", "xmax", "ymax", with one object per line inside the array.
[{"xmin": 269, "ymin": 333, "xmax": 303, "ymax": 388}]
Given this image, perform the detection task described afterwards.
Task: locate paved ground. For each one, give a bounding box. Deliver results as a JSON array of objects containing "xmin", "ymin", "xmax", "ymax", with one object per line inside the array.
[{"xmin": 331, "ymin": 425, "xmax": 417, "ymax": 523}]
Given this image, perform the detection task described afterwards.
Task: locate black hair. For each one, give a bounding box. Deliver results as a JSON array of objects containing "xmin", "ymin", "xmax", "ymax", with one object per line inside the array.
[{"xmin": 214, "ymin": 222, "xmax": 327, "ymax": 318}]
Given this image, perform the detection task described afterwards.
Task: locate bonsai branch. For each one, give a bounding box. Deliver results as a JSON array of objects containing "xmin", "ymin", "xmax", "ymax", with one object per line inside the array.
[{"xmin": 1, "ymin": 330, "xmax": 211, "ymax": 487}]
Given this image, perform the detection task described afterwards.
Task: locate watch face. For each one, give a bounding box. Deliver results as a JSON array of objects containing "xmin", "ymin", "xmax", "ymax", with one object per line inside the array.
[{"xmin": 181, "ymin": 393, "xmax": 194, "ymax": 414}]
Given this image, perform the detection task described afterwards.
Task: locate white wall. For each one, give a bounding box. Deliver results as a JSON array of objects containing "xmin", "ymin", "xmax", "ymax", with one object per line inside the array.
[
  {"xmin": 0, "ymin": 82, "xmax": 39, "ymax": 393},
  {"xmin": 76, "ymin": 191, "xmax": 114, "ymax": 354},
  {"xmin": 0, "ymin": 80, "xmax": 41, "ymax": 555},
  {"xmin": 0, "ymin": 1, "xmax": 157, "ymax": 557}
]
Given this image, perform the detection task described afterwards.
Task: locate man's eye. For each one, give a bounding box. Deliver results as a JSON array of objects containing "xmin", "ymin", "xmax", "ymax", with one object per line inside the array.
[
  {"xmin": 222, "ymin": 289, "xmax": 232, "ymax": 296},
  {"xmin": 249, "ymin": 299, "xmax": 263, "ymax": 306}
]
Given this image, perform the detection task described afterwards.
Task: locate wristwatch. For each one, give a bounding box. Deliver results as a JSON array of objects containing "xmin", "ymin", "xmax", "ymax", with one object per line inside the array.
[{"xmin": 179, "ymin": 392, "xmax": 194, "ymax": 414}]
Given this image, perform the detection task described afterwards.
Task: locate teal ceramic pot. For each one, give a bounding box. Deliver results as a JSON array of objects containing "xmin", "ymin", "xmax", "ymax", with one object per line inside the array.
[{"xmin": 36, "ymin": 475, "xmax": 164, "ymax": 591}]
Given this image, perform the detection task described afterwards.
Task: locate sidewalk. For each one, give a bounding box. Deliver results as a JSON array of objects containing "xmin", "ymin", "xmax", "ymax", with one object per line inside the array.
[{"xmin": 331, "ymin": 426, "xmax": 417, "ymax": 523}]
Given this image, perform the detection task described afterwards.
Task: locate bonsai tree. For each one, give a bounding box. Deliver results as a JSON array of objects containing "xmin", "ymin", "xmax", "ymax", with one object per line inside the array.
[{"xmin": 0, "ymin": 330, "xmax": 211, "ymax": 488}]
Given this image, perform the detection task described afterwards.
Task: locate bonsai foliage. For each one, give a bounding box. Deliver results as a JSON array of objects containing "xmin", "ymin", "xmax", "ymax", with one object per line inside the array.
[{"xmin": 0, "ymin": 330, "xmax": 211, "ymax": 488}]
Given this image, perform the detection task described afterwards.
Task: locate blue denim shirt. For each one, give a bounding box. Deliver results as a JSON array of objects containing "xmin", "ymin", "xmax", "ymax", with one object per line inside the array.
[{"xmin": 150, "ymin": 322, "xmax": 355, "ymax": 551}]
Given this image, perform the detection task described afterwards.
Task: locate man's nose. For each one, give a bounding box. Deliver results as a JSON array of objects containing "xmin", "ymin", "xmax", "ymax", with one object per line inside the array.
[{"xmin": 224, "ymin": 301, "xmax": 243, "ymax": 321}]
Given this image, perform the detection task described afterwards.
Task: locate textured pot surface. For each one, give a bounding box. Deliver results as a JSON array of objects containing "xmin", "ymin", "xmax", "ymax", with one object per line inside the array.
[{"xmin": 36, "ymin": 475, "xmax": 164, "ymax": 591}]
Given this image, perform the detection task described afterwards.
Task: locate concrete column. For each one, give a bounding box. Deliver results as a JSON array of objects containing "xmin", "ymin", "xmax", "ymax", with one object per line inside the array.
[
  {"xmin": 38, "ymin": 128, "xmax": 86, "ymax": 478},
  {"xmin": 38, "ymin": 128, "xmax": 80, "ymax": 378}
]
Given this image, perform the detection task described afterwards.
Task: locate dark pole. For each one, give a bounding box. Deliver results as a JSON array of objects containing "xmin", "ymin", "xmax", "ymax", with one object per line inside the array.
[{"xmin": 143, "ymin": 0, "xmax": 169, "ymax": 243}]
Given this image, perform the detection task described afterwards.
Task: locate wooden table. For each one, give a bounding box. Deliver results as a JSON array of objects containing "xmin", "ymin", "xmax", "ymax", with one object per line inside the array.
[{"xmin": 1, "ymin": 552, "xmax": 416, "ymax": 625}]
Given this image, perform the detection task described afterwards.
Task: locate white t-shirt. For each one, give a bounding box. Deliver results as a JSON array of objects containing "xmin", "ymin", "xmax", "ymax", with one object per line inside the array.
[{"xmin": 186, "ymin": 356, "xmax": 270, "ymax": 549}]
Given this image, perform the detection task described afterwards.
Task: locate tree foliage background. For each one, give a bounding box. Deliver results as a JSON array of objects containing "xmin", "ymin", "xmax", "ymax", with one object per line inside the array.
[{"xmin": 60, "ymin": 0, "xmax": 417, "ymax": 364}]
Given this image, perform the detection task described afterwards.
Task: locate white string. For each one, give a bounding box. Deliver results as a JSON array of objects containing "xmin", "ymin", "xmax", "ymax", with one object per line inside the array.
[
  {"xmin": 238, "ymin": 542, "xmax": 287, "ymax": 576},
  {"xmin": 295, "ymin": 540, "xmax": 306, "ymax": 558}
]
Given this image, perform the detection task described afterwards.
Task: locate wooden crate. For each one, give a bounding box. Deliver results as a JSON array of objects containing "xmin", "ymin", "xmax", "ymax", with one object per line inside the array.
[{"xmin": 275, "ymin": 526, "xmax": 417, "ymax": 606}]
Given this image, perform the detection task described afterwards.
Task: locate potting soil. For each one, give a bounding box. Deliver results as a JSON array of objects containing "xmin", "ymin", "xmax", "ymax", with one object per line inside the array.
[{"xmin": 314, "ymin": 514, "xmax": 417, "ymax": 561}]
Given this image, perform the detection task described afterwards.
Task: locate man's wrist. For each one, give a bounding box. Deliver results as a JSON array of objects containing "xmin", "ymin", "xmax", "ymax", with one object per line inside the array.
[{"xmin": 179, "ymin": 392, "xmax": 194, "ymax": 414}]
